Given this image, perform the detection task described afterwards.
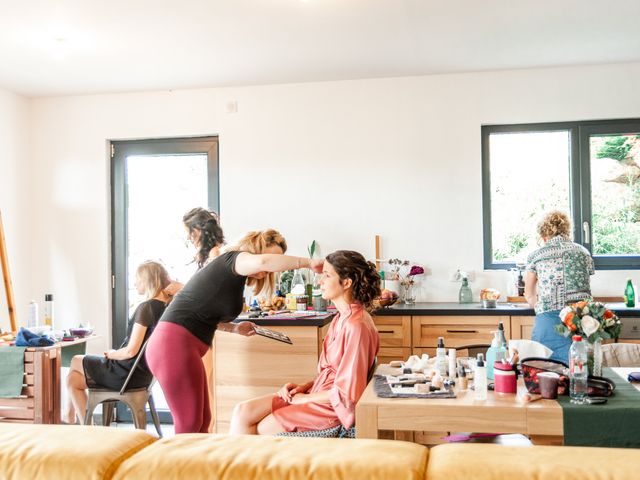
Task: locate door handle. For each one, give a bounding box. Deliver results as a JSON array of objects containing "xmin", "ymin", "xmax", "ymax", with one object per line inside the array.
[
  {"xmin": 583, "ymin": 221, "xmax": 590, "ymax": 244},
  {"xmin": 446, "ymin": 329, "xmax": 478, "ymax": 334}
]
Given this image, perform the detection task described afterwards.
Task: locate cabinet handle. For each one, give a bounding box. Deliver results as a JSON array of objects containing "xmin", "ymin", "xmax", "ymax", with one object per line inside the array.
[
  {"xmin": 446, "ymin": 329, "xmax": 478, "ymax": 334},
  {"xmin": 378, "ymin": 330, "xmax": 395, "ymax": 334}
]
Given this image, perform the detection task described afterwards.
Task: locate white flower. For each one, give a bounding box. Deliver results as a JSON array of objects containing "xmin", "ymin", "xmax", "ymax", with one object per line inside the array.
[
  {"xmin": 581, "ymin": 315, "xmax": 600, "ymax": 337},
  {"xmin": 582, "ymin": 306, "xmax": 590, "ymax": 314},
  {"xmin": 605, "ymin": 317, "xmax": 616, "ymax": 327},
  {"xmin": 559, "ymin": 306, "xmax": 573, "ymax": 322}
]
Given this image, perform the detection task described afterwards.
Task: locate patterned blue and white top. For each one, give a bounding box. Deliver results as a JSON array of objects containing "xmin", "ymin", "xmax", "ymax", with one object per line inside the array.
[{"xmin": 525, "ymin": 236, "xmax": 594, "ymax": 314}]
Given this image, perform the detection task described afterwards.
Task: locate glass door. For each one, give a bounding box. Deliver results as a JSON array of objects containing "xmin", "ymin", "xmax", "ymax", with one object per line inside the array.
[{"xmin": 111, "ymin": 137, "xmax": 219, "ymax": 423}]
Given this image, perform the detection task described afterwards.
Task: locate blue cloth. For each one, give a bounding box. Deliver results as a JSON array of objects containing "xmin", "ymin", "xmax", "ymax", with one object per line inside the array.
[
  {"xmin": 15, "ymin": 327, "xmax": 55, "ymax": 347},
  {"xmin": 532, "ymin": 310, "xmax": 571, "ymax": 363}
]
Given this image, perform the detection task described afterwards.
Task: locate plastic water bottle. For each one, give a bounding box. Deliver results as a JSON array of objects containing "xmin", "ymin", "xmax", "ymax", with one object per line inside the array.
[{"xmin": 569, "ymin": 335, "xmax": 588, "ymax": 405}]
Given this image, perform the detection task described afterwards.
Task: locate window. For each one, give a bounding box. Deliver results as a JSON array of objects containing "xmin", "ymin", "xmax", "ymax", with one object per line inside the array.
[{"xmin": 482, "ymin": 119, "xmax": 640, "ymax": 270}]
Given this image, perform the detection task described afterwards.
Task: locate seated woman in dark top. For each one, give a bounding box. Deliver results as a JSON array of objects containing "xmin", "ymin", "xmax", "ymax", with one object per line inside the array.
[{"xmin": 63, "ymin": 261, "xmax": 175, "ymax": 424}]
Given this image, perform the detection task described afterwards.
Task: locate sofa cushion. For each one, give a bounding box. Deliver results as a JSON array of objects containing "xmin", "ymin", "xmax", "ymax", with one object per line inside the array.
[
  {"xmin": 0, "ymin": 424, "xmax": 157, "ymax": 480},
  {"xmin": 113, "ymin": 433, "xmax": 428, "ymax": 480},
  {"xmin": 427, "ymin": 443, "xmax": 640, "ymax": 480}
]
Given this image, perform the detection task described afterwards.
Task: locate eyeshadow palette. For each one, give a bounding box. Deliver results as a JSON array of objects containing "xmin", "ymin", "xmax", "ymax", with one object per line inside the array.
[{"xmin": 252, "ymin": 326, "xmax": 293, "ymax": 345}]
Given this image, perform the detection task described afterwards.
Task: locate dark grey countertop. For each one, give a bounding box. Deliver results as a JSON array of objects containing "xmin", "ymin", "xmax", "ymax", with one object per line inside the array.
[
  {"xmin": 374, "ymin": 302, "xmax": 640, "ymax": 317},
  {"xmin": 233, "ymin": 312, "xmax": 335, "ymax": 327}
]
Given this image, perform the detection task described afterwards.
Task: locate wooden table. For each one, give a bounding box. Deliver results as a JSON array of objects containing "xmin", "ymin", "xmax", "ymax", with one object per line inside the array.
[
  {"xmin": 0, "ymin": 336, "xmax": 98, "ymax": 425},
  {"xmin": 355, "ymin": 365, "xmax": 639, "ymax": 445}
]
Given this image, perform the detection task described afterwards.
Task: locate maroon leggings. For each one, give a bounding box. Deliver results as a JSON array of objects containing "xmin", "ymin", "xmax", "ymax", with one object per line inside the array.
[{"xmin": 146, "ymin": 321, "xmax": 211, "ymax": 434}]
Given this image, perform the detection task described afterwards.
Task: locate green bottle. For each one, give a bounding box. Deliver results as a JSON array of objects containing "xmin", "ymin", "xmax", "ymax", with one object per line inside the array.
[{"xmin": 624, "ymin": 279, "xmax": 635, "ymax": 308}]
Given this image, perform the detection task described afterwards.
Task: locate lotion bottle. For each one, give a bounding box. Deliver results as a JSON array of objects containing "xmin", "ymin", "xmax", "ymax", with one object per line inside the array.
[
  {"xmin": 474, "ymin": 353, "xmax": 488, "ymax": 401},
  {"xmin": 436, "ymin": 337, "xmax": 447, "ymax": 376}
]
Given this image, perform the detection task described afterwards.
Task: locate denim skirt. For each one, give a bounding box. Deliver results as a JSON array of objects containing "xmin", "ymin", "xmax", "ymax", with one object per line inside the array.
[{"xmin": 531, "ymin": 309, "xmax": 572, "ymax": 363}]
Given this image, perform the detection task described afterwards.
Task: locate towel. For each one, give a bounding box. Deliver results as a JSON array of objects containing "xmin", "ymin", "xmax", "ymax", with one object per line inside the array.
[
  {"xmin": 15, "ymin": 327, "xmax": 55, "ymax": 347},
  {"xmin": 0, "ymin": 346, "xmax": 27, "ymax": 397}
]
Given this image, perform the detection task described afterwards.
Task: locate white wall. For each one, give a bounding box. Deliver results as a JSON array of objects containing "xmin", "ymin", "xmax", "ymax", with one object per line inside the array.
[
  {"xmin": 23, "ymin": 62, "xmax": 640, "ymax": 352},
  {"xmin": 0, "ymin": 88, "xmax": 30, "ymax": 330}
]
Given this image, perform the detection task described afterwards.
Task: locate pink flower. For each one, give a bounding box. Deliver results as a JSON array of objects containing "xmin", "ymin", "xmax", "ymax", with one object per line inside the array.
[{"xmin": 408, "ymin": 266, "xmax": 424, "ymax": 276}]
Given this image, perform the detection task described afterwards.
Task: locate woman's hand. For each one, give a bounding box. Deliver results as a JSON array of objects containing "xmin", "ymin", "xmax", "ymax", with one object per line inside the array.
[
  {"xmin": 276, "ymin": 382, "xmax": 298, "ymax": 402},
  {"xmin": 289, "ymin": 382, "xmax": 313, "ymax": 396},
  {"xmin": 309, "ymin": 259, "xmax": 324, "ymax": 273},
  {"xmin": 104, "ymin": 349, "xmax": 116, "ymax": 359},
  {"xmin": 234, "ymin": 321, "xmax": 257, "ymax": 337},
  {"xmin": 163, "ymin": 281, "xmax": 184, "ymax": 297}
]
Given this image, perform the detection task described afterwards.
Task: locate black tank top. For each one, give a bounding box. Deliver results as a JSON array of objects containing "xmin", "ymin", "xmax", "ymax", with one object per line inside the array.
[{"xmin": 159, "ymin": 251, "xmax": 247, "ymax": 345}]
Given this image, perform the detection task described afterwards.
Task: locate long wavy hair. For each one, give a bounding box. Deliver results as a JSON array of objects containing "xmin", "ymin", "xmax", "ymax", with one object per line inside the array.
[
  {"xmin": 325, "ymin": 250, "xmax": 381, "ymax": 311},
  {"xmin": 228, "ymin": 229, "xmax": 288, "ymax": 295},
  {"xmin": 183, "ymin": 208, "xmax": 225, "ymax": 269}
]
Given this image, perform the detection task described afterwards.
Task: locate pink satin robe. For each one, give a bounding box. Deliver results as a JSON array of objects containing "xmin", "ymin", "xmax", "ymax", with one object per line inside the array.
[{"xmin": 272, "ymin": 303, "xmax": 379, "ymax": 431}]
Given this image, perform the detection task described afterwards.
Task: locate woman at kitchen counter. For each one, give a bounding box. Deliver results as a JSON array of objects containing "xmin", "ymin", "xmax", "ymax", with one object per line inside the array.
[
  {"xmin": 228, "ymin": 250, "xmax": 380, "ymax": 436},
  {"xmin": 146, "ymin": 229, "xmax": 324, "ymax": 434},
  {"xmin": 524, "ymin": 210, "xmax": 594, "ymax": 362}
]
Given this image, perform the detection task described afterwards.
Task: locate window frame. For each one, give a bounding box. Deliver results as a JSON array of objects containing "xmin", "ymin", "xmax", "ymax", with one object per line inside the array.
[{"xmin": 482, "ymin": 119, "xmax": 640, "ymax": 270}]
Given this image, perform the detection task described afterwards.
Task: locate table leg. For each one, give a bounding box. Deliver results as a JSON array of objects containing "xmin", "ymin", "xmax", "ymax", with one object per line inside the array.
[{"xmin": 355, "ymin": 403, "xmax": 379, "ymax": 439}]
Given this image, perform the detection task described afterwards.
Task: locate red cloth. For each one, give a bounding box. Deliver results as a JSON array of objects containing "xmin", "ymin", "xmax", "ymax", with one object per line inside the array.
[{"xmin": 272, "ymin": 303, "xmax": 379, "ymax": 431}]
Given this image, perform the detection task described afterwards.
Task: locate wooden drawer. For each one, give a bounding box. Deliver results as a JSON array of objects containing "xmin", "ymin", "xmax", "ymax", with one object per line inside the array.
[
  {"xmin": 378, "ymin": 347, "xmax": 411, "ymax": 365},
  {"xmin": 373, "ymin": 315, "xmax": 411, "ymax": 347},
  {"xmin": 412, "ymin": 316, "xmax": 510, "ymax": 349},
  {"xmin": 511, "ymin": 316, "xmax": 535, "ymax": 340}
]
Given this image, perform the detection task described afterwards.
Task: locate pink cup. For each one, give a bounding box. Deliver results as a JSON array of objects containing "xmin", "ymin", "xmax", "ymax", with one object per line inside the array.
[{"xmin": 538, "ymin": 372, "xmax": 560, "ymax": 399}]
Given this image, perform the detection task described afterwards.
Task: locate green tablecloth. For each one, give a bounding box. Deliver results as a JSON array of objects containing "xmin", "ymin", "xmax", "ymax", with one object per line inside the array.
[
  {"xmin": 0, "ymin": 346, "xmax": 27, "ymax": 397},
  {"xmin": 558, "ymin": 367, "xmax": 640, "ymax": 448},
  {"xmin": 61, "ymin": 342, "xmax": 87, "ymax": 368}
]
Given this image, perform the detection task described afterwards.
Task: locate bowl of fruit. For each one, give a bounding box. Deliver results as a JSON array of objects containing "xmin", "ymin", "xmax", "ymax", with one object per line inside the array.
[{"xmin": 374, "ymin": 289, "xmax": 399, "ymax": 308}]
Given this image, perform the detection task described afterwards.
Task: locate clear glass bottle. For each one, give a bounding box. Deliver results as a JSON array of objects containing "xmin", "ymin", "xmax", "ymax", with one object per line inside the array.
[
  {"xmin": 459, "ymin": 277, "xmax": 473, "ymax": 303},
  {"xmin": 569, "ymin": 335, "xmax": 588, "ymax": 404},
  {"xmin": 290, "ymin": 269, "xmax": 306, "ymax": 295}
]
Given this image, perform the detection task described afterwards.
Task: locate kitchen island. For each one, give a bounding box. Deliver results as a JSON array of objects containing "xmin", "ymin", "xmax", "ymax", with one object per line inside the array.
[{"xmin": 211, "ymin": 314, "xmax": 334, "ymax": 433}]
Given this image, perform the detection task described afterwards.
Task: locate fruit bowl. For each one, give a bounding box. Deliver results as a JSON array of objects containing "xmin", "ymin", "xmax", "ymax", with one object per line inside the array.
[
  {"xmin": 373, "ymin": 296, "xmax": 398, "ymax": 308},
  {"xmin": 69, "ymin": 327, "xmax": 93, "ymax": 338}
]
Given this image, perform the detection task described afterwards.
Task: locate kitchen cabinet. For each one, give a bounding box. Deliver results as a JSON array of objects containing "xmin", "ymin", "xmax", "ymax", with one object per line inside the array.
[
  {"xmin": 412, "ymin": 315, "xmax": 511, "ymax": 357},
  {"xmin": 510, "ymin": 316, "xmax": 535, "ymax": 340},
  {"xmin": 372, "ymin": 315, "xmax": 411, "ymax": 363}
]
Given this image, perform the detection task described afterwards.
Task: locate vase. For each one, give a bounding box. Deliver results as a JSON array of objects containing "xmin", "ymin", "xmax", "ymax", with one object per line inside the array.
[
  {"xmin": 403, "ymin": 282, "xmax": 416, "ymax": 305},
  {"xmin": 585, "ymin": 339, "xmax": 603, "ymax": 376}
]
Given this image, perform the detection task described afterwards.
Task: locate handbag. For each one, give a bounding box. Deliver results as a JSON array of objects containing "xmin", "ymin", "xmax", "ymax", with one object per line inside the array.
[{"xmin": 520, "ymin": 357, "xmax": 616, "ymax": 397}]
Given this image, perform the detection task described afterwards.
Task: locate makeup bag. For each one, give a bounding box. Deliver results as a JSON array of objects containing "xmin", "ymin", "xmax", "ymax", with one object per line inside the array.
[{"xmin": 520, "ymin": 357, "xmax": 616, "ymax": 397}]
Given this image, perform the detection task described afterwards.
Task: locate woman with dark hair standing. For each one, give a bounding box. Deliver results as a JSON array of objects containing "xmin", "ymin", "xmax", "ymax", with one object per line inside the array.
[
  {"xmin": 525, "ymin": 210, "xmax": 594, "ymax": 362},
  {"xmin": 146, "ymin": 229, "xmax": 324, "ymax": 434},
  {"xmin": 182, "ymin": 207, "xmax": 225, "ymax": 269},
  {"xmin": 229, "ymin": 250, "xmax": 381, "ymax": 435}
]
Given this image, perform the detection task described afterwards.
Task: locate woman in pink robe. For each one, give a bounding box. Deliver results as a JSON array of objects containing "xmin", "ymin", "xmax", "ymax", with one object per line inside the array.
[{"xmin": 229, "ymin": 250, "xmax": 380, "ymax": 434}]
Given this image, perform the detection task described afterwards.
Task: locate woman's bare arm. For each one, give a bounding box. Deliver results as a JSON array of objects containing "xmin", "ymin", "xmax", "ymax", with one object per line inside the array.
[
  {"xmin": 105, "ymin": 323, "xmax": 147, "ymax": 360},
  {"xmin": 234, "ymin": 252, "xmax": 323, "ymax": 277},
  {"xmin": 524, "ymin": 271, "xmax": 538, "ymax": 308}
]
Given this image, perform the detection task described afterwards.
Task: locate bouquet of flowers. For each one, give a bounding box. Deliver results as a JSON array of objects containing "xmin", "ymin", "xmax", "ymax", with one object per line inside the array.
[{"xmin": 556, "ymin": 300, "xmax": 621, "ymax": 342}]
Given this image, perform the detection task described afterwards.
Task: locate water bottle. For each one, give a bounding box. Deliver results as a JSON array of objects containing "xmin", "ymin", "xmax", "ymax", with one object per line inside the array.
[
  {"xmin": 28, "ymin": 300, "xmax": 39, "ymax": 328},
  {"xmin": 569, "ymin": 335, "xmax": 588, "ymax": 405}
]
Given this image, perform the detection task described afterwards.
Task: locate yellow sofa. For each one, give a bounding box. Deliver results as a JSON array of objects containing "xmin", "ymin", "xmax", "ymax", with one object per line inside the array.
[{"xmin": 1, "ymin": 423, "xmax": 639, "ymax": 480}]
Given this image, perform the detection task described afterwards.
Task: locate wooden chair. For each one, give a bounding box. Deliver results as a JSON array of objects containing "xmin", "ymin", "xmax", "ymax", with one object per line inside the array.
[
  {"xmin": 84, "ymin": 339, "xmax": 162, "ymax": 437},
  {"xmin": 602, "ymin": 343, "xmax": 640, "ymax": 367}
]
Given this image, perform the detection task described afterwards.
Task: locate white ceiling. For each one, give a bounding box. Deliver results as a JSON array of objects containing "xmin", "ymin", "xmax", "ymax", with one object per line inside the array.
[{"xmin": 2, "ymin": 0, "xmax": 640, "ymax": 97}]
